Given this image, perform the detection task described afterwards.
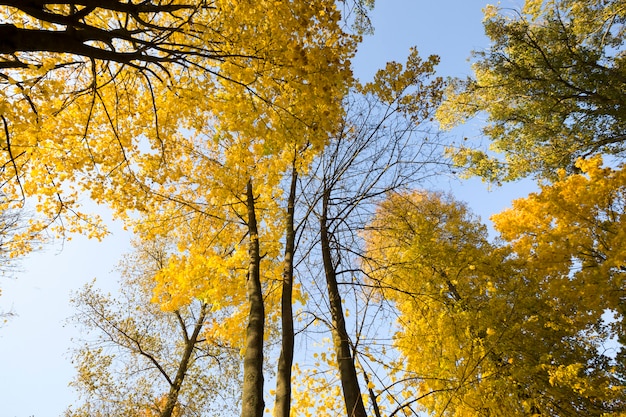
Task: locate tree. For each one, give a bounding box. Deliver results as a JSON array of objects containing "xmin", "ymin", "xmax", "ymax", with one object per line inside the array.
[
  {"xmin": 364, "ymin": 189, "xmax": 625, "ymax": 416},
  {"xmin": 273, "ymin": 163, "xmax": 298, "ymax": 417},
  {"xmin": 425, "ymin": 4, "xmax": 626, "ymax": 410},
  {"xmin": 0, "ymin": 3, "xmax": 357, "ymax": 413},
  {"xmin": 437, "ymin": 0, "xmax": 626, "ymax": 181},
  {"xmin": 492, "ymin": 156, "xmax": 626, "ymax": 400},
  {"xmin": 0, "ymin": 0, "xmax": 358, "ymax": 260},
  {"xmin": 106, "ymin": 3, "xmax": 358, "ymax": 416},
  {"xmin": 67, "ymin": 238, "xmax": 242, "ymax": 417},
  {"xmin": 365, "ymin": 191, "xmax": 507, "ymax": 416},
  {"xmin": 289, "ymin": 49, "xmax": 445, "ymax": 417}
]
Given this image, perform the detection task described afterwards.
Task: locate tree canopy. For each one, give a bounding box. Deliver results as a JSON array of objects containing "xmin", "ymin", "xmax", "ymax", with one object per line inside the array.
[
  {"xmin": 438, "ymin": 0, "xmax": 626, "ymax": 181},
  {"xmin": 67, "ymin": 238, "xmax": 242, "ymax": 417},
  {"xmin": 365, "ymin": 187, "xmax": 625, "ymax": 416},
  {"xmin": 0, "ymin": 0, "xmax": 357, "ymax": 251},
  {"xmin": 2, "ymin": 0, "xmax": 625, "ymax": 416}
]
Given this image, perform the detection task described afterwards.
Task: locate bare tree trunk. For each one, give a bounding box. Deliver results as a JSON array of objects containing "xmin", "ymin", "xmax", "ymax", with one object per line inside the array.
[
  {"xmin": 241, "ymin": 179, "xmax": 266, "ymax": 417},
  {"xmin": 161, "ymin": 304, "xmax": 209, "ymax": 417},
  {"xmin": 320, "ymin": 187, "xmax": 368, "ymax": 417},
  {"xmin": 274, "ymin": 168, "xmax": 297, "ymax": 417}
]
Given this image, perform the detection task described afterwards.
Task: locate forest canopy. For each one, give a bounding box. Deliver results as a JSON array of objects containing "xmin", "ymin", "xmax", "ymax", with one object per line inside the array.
[{"xmin": 0, "ymin": 1, "xmax": 624, "ymax": 417}]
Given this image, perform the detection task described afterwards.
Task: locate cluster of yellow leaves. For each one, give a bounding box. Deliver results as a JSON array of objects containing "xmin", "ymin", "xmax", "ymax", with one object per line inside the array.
[
  {"xmin": 358, "ymin": 48, "xmax": 443, "ymax": 120},
  {"xmin": 364, "ymin": 186, "xmax": 625, "ymax": 416},
  {"xmin": 364, "ymin": 191, "xmax": 520, "ymax": 415},
  {"xmin": 493, "ymin": 156, "xmax": 625, "ymax": 326},
  {"xmin": 104, "ymin": 0, "xmax": 354, "ymax": 356},
  {"xmin": 0, "ymin": 0, "xmax": 357, "ymax": 260},
  {"xmin": 289, "ymin": 349, "xmax": 345, "ymax": 417},
  {"xmin": 138, "ymin": 394, "xmax": 185, "ymax": 417},
  {"xmin": 492, "ymin": 155, "xmax": 626, "ymax": 403}
]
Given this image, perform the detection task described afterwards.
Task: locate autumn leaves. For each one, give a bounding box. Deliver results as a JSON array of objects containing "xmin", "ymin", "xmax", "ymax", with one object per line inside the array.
[{"xmin": 1, "ymin": 0, "xmax": 625, "ymax": 416}]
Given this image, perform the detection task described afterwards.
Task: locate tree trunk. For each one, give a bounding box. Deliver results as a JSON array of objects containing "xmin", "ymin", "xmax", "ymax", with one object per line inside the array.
[
  {"xmin": 320, "ymin": 187, "xmax": 368, "ymax": 417},
  {"xmin": 274, "ymin": 168, "xmax": 297, "ymax": 417},
  {"xmin": 161, "ymin": 304, "xmax": 208, "ymax": 417},
  {"xmin": 241, "ymin": 179, "xmax": 266, "ymax": 417}
]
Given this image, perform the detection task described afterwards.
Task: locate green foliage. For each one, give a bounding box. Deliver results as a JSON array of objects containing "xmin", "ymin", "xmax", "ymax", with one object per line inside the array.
[{"xmin": 438, "ymin": 0, "xmax": 626, "ymax": 181}]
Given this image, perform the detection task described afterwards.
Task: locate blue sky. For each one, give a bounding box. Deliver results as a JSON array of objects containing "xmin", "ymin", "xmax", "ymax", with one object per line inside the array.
[{"xmin": 0, "ymin": 1, "xmax": 528, "ymax": 416}]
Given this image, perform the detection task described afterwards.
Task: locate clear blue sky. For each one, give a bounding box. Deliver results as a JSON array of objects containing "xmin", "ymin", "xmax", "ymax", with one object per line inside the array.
[{"xmin": 0, "ymin": 1, "xmax": 527, "ymax": 416}]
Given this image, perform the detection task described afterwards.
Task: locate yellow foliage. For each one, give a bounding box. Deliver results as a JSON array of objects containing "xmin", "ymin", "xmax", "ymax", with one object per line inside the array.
[
  {"xmin": 0, "ymin": 0, "xmax": 356, "ymax": 262},
  {"xmin": 493, "ymin": 156, "xmax": 626, "ymax": 323},
  {"xmin": 364, "ymin": 187, "xmax": 625, "ymax": 416}
]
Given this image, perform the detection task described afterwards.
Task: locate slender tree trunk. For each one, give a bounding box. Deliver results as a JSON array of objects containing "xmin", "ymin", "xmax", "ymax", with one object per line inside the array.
[
  {"xmin": 241, "ymin": 179, "xmax": 266, "ymax": 417},
  {"xmin": 161, "ymin": 304, "xmax": 209, "ymax": 417},
  {"xmin": 362, "ymin": 370, "xmax": 383, "ymax": 417},
  {"xmin": 320, "ymin": 187, "xmax": 368, "ymax": 417},
  {"xmin": 274, "ymin": 168, "xmax": 297, "ymax": 417}
]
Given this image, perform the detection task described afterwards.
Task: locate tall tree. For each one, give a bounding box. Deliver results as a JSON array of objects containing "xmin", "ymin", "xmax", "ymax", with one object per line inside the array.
[
  {"xmin": 437, "ymin": 0, "xmax": 626, "ymax": 181},
  {"xmin": 273, "ymin": 164, "xmax": 298, "ymax": 417},
  {"xmin": 492, "ymin": 155, "xmax": 626, "ymax": 399},
  {"xmin": 241, "ymin": 180, "xmax": 266, "ymax": 417},
  {"xmin": 290, "ymin": 48, "xmax": 445, "ymax": 417},
  {"xmin": 115, "ymin": 4, "xmax": 357, "ymax": 417}
]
